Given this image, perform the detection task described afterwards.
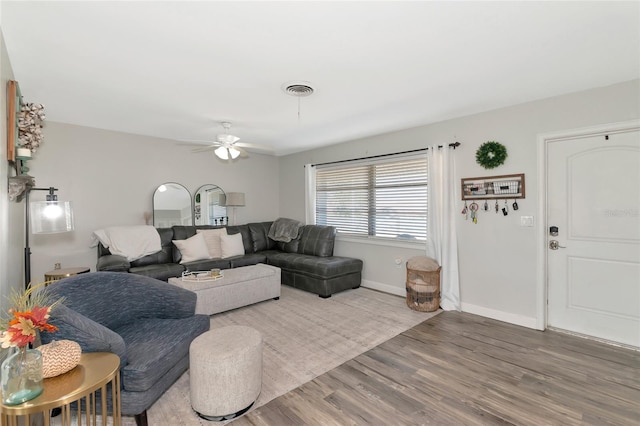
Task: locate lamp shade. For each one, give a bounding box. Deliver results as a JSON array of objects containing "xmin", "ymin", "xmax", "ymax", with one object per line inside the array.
[
  {"xmin": 30, "ymin": 201, "xmax": 74, "ymax": 234},
  {"xmin": 228, "ymin": 147, "xmax": 241, "ymax": 159},
  {"xmin": 214, "ymin": 146, "xmax": 229, "ymax": 160},
  {"xmin": 224, "ymin": 192, "xmax": 245, "ymax": 207}
]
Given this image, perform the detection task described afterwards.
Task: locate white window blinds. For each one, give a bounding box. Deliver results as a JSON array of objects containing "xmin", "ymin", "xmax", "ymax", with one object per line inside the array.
[{"xmin": 315, "ymin": 156, "xmax": 427, "ymax": 241}]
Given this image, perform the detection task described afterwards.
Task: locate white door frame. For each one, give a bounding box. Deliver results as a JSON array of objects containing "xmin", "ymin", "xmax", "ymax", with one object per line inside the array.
[{"xmin": 535, "ymin": 119, "xmax": 640, "ymax": 331}]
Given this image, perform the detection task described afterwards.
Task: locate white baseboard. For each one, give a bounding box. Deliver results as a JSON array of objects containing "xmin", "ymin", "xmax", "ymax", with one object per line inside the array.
[
  {"xmin": 461, "ymin": 302, "xmax": 538, "ymax": 329},
  {"xmin": 361, "ymin": 279, "xmax": 405, "ymax": 297},
  {"xmin": 361, "ymin": 282, "xmax": 538, "ymax": 329}
]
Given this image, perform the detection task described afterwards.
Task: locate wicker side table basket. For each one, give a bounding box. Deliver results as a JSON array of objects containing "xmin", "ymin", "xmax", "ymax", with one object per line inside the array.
[{"xmin": 406, "ymin": 256, "xmax": 441, "ymax": 312}]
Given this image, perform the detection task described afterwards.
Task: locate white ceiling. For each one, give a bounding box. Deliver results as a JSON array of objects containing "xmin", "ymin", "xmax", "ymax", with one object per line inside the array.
[{"xmin": 2, "ymin": 1, "xmax": 638, "ymax": 156}]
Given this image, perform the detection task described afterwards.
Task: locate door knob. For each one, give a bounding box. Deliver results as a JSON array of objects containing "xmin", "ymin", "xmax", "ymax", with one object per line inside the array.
[{"xmin": 549, "ymin": 240, "xmax": 566, "ymax": 250}]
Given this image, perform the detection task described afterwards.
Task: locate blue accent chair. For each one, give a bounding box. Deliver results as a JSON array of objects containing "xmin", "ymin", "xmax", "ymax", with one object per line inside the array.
[{"xmin": 41, "ymin": 272, "xmax": 210, "ymax": 426}]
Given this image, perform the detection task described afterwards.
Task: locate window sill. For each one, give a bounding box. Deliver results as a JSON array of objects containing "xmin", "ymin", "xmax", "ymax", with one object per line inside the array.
[{"xmin": 336, "ymin": 234, "xmax": 427, "ymax": 250}]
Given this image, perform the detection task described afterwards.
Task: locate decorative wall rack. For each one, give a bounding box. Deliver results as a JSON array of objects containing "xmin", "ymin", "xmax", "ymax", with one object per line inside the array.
[{"xmin": 461, "ymin": 173, "xmax": 525, "ymax": 200}]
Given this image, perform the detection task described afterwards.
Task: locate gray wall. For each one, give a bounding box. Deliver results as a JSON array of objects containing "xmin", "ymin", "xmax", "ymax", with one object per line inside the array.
[
  {"xmin": 278, "ymin": 79, "xmax": 640, "ymax": 327},
  {"xmin": 24, "ymin": 122, "xmax": 280, "ymax": 284},
  {"xmin": 0, "ymin": 26, "xmax": 24, "ymax": 314}
]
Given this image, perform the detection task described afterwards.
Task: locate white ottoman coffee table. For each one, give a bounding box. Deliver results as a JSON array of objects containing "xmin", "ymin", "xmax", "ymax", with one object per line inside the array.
[
  {"xmin": 169, "ymin": 263, "xmax": 281, "ymax": 315},
  {"xmin": 190, "ymin": 325, "xmax": 263, "ymax": 421}
]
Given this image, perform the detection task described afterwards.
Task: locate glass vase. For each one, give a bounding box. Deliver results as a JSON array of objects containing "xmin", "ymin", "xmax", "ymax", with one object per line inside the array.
[{"xmin": 1, "ymin": 346, "xmax": 44, "ymax": 405}]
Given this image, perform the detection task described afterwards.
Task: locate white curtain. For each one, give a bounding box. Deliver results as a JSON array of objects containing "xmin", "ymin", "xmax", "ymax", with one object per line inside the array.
[
  {"xmin": 304, "ymin": 164, "xmax": 316, "ymax": 225},
  {"xmin": 426, "ymin": 147, "xmax": 461, "ymax": 311}
]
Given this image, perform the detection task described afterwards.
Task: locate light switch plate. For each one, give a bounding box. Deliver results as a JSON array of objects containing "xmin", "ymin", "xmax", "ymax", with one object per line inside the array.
[{"xmin": 520, "ymin": 216, "xmax": 534, "ymax": 227}]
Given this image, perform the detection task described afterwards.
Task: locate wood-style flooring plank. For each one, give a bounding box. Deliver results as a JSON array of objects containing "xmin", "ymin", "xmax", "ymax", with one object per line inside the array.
[{"xmin": 235, "ymin": 311, "xmax": 640, "ymax": 425}]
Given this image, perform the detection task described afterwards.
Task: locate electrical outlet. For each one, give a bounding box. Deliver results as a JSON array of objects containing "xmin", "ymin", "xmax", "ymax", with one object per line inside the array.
[{"xmin": 394, "ymin": 258, "xmax": 403, "ymax": 268}]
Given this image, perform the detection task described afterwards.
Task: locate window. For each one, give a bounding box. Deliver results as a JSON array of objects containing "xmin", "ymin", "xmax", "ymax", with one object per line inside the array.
[{"xmin": 315, "ymin": 156, "xmax": 427, "ymax": 241}]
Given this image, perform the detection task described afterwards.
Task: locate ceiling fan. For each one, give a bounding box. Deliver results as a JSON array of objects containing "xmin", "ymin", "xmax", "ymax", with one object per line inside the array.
[{"xmin": 184, "ymin": 122, "xmax": 270, "ymax": 160}]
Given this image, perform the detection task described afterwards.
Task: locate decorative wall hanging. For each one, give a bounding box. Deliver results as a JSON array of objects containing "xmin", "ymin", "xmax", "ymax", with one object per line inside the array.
[
  {"xmin": 17, "ymin": 103, "xmax": 46, "ymax": 155},
  {"xmin": 6, "ymin": 80, "xmax": 21, "ymax": 163},
  {"xmin": 475, "ymin": 141, "xmax": 507, "ymax": 169},
  {"xmin": 6, "ymin": 80, "xmax": 46, "ymax": 174},
  {"xmin": 15, "ymin": 102, "xmax": 46, "ymax": 174},
  {"xmin": 461, "ymin": 173, "xmax": 525, "ymax": 200}
]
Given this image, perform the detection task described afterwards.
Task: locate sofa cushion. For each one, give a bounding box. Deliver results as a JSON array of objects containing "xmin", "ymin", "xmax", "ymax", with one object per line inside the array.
[
  {"xmin": 229, "ymin": 253, "xmax": 269, "ymax": 268},
  {"xmin": 221, "ymin": 233, "xmax": 245, "ymax": 258},
  {"xmin": 196, "ymin": 228, "xmax": 228, "ymax": 258},
  {"xmin": 128, "ymin": 263, "xmax": 185, "ymax": 281},
  {"xmin": 277, "ymin": 240, "xmax": 299, "ymax": 253},
  {"xmin": 96, "ymin": 254, "xmax": 130, "ymax": 272},
  {"xmin": 171, "ymin": 226, "xmax": 198, "ymax": 263},
  {"xmin": 297, "ymin": 225, "xmax": 336, "ymax": 257},
  {"xmin": 171, "ymin": 225, "xmax": 198, "ymax": 242},
  {"xmin": 226, "ymin": 225, "xmax": 254, "ymax": 254},
  {"xmin": 266, "ymin": 252, "xmax": 362, "ymax": 279},
  {"xmin": 182, "ymin": 258, "xmax": 231, "ymax": 271},
  {"xmin": 248, "ymin": 222, "xmax": 276, "ymax": 252},
  {"xmin": 117, "ymin": 315, "xmax": 209, "ymax": 392},
  {"xmin": 173, "ymin": 233, "xmax": 211, "ymax": 264},
  {"xmin": 130, "ymin": 228, "xmax": 174, "ymax": 267},
  {"xmin": 172, "ymin": 225, "xmax": 221, "ymax": 263}
]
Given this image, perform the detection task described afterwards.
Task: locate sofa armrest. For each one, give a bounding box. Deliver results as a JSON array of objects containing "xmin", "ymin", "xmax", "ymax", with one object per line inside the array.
[
  {"xmin": 42, "ymin": 304, "xmax": 128, "ymax": 367},
  {"xmin": 97, "ymin": 254, "xmax": 130, "ymax": 272}
]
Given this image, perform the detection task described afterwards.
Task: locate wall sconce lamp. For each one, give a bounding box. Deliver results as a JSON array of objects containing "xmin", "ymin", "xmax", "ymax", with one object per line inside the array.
[
  {"xmin": 25, "ymin": 187, "xmax": 74, "ymax": 287},
  {"xmin": 223, "ymin": 192, "xmax": 245, "ymax": 225}
]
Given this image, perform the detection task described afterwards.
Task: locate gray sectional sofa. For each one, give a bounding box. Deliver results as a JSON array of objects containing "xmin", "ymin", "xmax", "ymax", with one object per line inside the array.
[{"xmin": 96, "ymin": 222, "xmax": 363, "ymax": 298}]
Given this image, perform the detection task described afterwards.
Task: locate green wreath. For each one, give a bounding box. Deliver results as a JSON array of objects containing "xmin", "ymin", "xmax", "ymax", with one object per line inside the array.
[{"xmin": 475, "ymin": 141, "xmax": 507, "ymax": 169}]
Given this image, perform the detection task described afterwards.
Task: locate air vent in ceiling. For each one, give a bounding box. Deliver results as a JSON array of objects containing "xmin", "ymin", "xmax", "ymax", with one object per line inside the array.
[{"xmin": 282, "ymin": 82, "xmax": 314, "ymax": 97}]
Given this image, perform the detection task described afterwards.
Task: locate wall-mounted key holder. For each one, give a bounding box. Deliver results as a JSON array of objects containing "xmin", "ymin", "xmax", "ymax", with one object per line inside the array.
[{"xmin": 461, "ymin": 173, "xmax": 525, "ymax": 200}]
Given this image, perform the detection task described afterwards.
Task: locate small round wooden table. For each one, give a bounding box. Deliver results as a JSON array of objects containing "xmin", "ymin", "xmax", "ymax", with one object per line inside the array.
[
  {"xmin": 44, "ymin": 267, "xmax": 90, "ymax": 283},
  {"xmin": 0, "ymin": 352, "xmax": 121, "ymax": 426}
]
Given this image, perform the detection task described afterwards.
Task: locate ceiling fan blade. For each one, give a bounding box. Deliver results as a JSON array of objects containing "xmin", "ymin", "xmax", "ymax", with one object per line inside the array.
[
  {"xmin": 234, "ymin": 145, "xmax": 249, "ymax": 158},
  {"xmin": 177, "ymin": 140, "xmax": 223, "ymax": 150},
  {"xmin": 177, "ymin": 138, "xmax": 218, "ymax": 143},
  {"xmin": 191, "ymin": 146, "xmax": 219, "ymax": 152},
  {"xmin": 234, "ymin": 142, "xmax": 274, "ymax": 152}
]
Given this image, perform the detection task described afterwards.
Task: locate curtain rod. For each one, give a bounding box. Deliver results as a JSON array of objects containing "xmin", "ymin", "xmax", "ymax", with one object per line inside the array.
[{"xmin": 311, "ymin": 142, "xmax": 460, "ymax": 167}]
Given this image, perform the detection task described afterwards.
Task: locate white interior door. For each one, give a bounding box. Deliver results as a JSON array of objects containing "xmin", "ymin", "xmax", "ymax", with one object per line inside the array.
[{"xmin": 547, "ymin": 128, "xmax": 640, "ymax": 347}]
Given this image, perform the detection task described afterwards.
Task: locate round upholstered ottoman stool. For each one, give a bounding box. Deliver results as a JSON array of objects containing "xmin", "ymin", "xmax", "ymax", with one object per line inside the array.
[{"xmin": 189, "ymin": 326, "xmax": 263, "ymax": 421}]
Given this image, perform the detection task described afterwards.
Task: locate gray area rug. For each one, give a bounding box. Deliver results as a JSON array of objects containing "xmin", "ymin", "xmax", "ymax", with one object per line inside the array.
[{"xmin": 70, "ymin": 286, "xmax": 438, "ymax": 425}]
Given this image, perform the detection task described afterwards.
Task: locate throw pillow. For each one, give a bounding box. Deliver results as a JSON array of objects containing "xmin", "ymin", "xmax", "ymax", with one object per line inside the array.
[
  {"xmin": 196, "ymin": 228, "xmax": 228, "ymax": 259},
  {"xmin": 173, "ymin": 233, "xmax": 211, "ymax": 264},
  {"xmin": 220, "ymin": 233, "xmax": 245, "ymax": 258}
]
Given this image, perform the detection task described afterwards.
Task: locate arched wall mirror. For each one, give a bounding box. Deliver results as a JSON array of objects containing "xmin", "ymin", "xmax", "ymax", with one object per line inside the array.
[
  {"xmin": 153, "ymin": 183, "xmax": 192, "ymax": 227},
  {"xmin": 194, "ymin": 184, "xmax": 227, "ymax": 226}
]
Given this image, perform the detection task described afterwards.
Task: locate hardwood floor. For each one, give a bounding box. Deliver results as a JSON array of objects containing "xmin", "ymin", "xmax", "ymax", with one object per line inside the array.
[{"xmin": 235, "ymin": 311, "xmax": 640, "ymax": 425}]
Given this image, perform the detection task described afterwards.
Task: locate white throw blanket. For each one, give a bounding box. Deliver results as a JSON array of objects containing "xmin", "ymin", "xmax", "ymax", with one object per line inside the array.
[{"xmin": 91, "ymin": 225, "xmax": 161, "ymax": 261}]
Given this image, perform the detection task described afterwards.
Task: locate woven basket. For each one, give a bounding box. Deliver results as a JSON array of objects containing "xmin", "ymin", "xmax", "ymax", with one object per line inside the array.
[
  {"xmin": 406, "ymin": 256, "xmax": 441, "ymax": 312},
  {"xmin": 37, "ymin": 340, "xmax": 82, "ymax": 378}
]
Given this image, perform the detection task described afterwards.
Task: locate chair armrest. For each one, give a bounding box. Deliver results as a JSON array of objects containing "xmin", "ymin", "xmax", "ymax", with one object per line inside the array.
[
  {"xmin": 97, "ymin": 254, "xmax": 130, "ymax": 272},
  {"xmin": 42, "ymin": 304, "xmax": 128, "ymax": 367}
]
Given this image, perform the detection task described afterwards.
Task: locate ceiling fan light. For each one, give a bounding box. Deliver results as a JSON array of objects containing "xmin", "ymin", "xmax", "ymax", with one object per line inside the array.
[
  {"xmin": 229, "ymin": 147, "xmax": 241, "ymax": 159},
  {"xmin": 214, "ymin": 146, "xmax": 229, "ymax": 160}
]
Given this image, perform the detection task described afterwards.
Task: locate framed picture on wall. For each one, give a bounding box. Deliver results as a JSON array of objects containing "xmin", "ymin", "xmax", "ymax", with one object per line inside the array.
[{"xmin": 6, "ymin": 80, "xmax": 21, "ymax": 163}]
